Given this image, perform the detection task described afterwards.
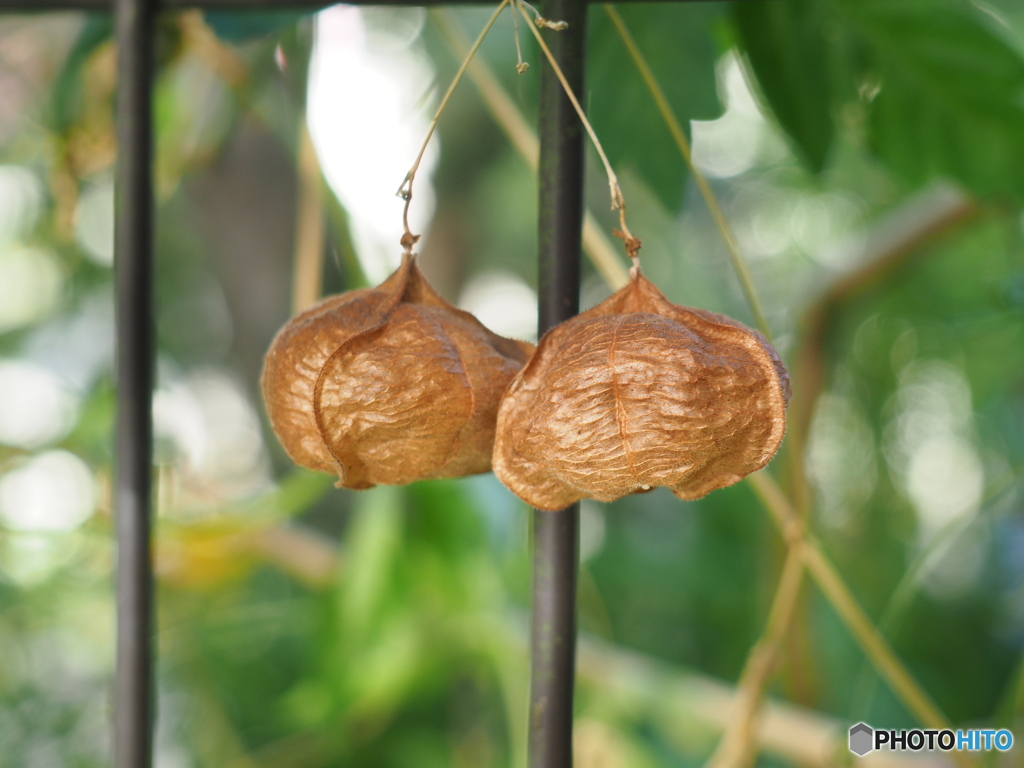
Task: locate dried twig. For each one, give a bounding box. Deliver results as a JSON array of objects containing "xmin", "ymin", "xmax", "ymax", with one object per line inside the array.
[
  {"xmin": 747, "ymin": 471, "xmax": 977, "ymax": 768},
  {"xmin": 578, "ymin": 633, "xmax": 947, "ymax": 768},
  {"xmin": 703, "ymin": 546, "xmax": 804, "ymax": 768},
  {"xmin": 509, "ymin": 0, "xmax": 529, "ymax": 73},
  {"xmin": 605, "ymin": 11, "xmax": 980, "ymax": 765},
  {"xmin": 518, "ymin": 0, "xmax": 569, "ymax": 31},
  {"xmin": 603, "ymin": 12, "xmax": 795, "ymax": 763},
  {"xmin": 709, "ymin": 187, "xmax": 977, "ymax": 766}
]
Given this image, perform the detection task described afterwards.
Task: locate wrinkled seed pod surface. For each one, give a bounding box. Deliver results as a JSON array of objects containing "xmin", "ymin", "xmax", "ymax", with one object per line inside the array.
[
  {"xmin": 262, "ymin": 254, "xmax": 535, "ymax": 489},
  {"xmin": 493, "ymin": 268, "xmax": 791, "ymax": 510}
]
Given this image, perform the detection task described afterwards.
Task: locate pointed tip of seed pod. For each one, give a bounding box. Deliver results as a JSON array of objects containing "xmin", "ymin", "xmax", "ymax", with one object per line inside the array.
[
  {"xmin": 613, "ymin": 228, "xmax": 642, "ymax": 261},
  {"xmin": 400, "ymin": 232, "xmax": 421, "ymax": 253}
]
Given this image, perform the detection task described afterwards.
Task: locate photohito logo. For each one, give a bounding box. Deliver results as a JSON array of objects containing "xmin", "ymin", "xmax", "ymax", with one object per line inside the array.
[{"xmin": 848, "ymin": 723, "xmax": 1014, "ymax": 756}]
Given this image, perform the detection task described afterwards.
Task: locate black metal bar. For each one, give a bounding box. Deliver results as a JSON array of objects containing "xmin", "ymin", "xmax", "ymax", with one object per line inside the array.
[
  {"xmin": 0, "ymin": 0, "xmax": 738, "ymax": 11},
  {"xmin": 114, "ymin": 0, "xmax": 155, "ymax": 765},
  {"xmin": 529, "ymin": 0, "xmax": 585, "ymax": 765},
  {"xmin": 529, "ymin": 509, "xmax": 580, "ymax": 768}
]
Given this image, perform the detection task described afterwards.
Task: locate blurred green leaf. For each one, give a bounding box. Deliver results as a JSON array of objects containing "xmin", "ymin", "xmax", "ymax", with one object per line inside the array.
[
  {"xmin": 588, "ymin": 3, "xmax": 724, "ymax": 211},
  {"xmin": 732, "ymin": 0, "xmax": 846, "ymax": 172},
  {"xmin": 258, "ymin": 469, "xmax": 334, "ymax": 521},
  {"xmin": 852, "ymin": 0, "xmax": 1024, "ymax": 199},
  {"xmin": 735, "ymin": 0, "xmax": 1024, "ymax": 199},
  {"xmin": 337, "ymin": 486, "xmax": 403, "ymax": 635},
  {"xmin": 203, "ymin": 11, "xmax": 305, "ymax": 43},
  {"xmin": 49, "ymin": 15, "xmax": 111, "ymax": 132}
]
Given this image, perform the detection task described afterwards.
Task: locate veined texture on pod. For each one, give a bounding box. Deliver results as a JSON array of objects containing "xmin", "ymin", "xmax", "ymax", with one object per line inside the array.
[
  {"xmin": 262, "ymin": 254, "xmax": 534, "ymax": 489},
  {"xmin": 493, "ymin": 267, "xmax": 791, "ymax": 511}
]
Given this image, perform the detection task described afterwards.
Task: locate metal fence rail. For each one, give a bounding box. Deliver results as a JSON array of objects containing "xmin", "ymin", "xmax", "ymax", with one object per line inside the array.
[
  {"xmin": 0, "ymin": 0, "xmax": 714, "ymax": 8},
  {"xmin": 0, "ymin": 2, "xmax": 732, "ymax": 767},
  {"xmin": 532, "ymin": 0, "xmax": 584, "ymax": 763},
  {"xmin": 112, "ymin": 2, "xmax": 155, "ymax": 766}
]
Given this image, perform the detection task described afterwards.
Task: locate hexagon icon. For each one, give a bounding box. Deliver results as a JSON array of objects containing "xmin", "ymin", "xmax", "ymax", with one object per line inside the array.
[{"xmin": 849, "ymin": 722, "xmax": 874, "ymax": 757}]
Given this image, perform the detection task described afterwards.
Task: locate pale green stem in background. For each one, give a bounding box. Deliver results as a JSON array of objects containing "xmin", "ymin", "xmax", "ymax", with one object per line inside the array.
[
  {"xmin": 436, "ymin": 8, "xmax": 971, "ymax": 767},
  {"xmin": 604, "ymin": 4, "xmax": 770, "ymax": 338},
  {"xmin": 748, "ymin": 471, "xmax": 976, "ymax": 768}
]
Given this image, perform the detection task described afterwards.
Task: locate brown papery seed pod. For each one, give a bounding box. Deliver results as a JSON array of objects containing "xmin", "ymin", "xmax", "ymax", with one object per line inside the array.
[
  {"xmin": 262, "ymin": 254, "xmax": 535, "ymax": 489},
  {"xmin": 493, "ymin": 267, "xmax": 791, "ymax": 511}
]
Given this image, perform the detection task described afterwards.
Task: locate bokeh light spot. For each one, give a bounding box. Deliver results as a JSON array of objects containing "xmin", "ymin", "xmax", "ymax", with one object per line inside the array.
[
  {"xmin": 0, "ymin": 247, "xmax": 64, "ymax": 333},
  {"xmin": 0, "ymin": 451, "xmax": 97, "ymax": 533},
  {"xmin": 0, "ymin": 360, "xmax": 79, "ymax": 449}
]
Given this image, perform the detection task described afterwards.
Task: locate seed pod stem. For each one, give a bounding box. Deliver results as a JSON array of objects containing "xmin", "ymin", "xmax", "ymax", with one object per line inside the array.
[
  {"xmin": 603, "ymin": 4, "xmax": 768, "ymax": 338},
  {"xmin": 510, "ymin": 0, "xmax": 529, "ymax": 74},
  {"xmin": 518, "ymin": 3, "xmax": 642, "ymax": 263},
  {"xmin": 397, "ymin": 0, "xmax": 511, "ymax": 254}
]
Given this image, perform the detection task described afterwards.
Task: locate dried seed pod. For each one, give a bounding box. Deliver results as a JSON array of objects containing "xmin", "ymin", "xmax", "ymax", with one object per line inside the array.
[
  {"xmin": 493, "ymin": 268, "xmax": 790, "ymax": 510},
  {"xmin": 262, "ymin": 254, "xmax": 534, "ymax": 489}
]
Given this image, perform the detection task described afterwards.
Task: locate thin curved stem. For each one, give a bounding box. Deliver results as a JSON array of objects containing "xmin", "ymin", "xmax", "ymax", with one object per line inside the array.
[
  {"xmin": 704, "ymin": 546, "xmax": 804, "ymax": 768},
  {"xmin": 510, "ymin": 0, "xmax": 529, "ymax": 73},
  {"xmin": 603, "ymin": 4, "xmax": 769, "ymax": 337},
  {"xmin": 397, "ymin": 0, "xmax": 510, "ymax": 253},
  {"xmin": 430, "ymin": 8, "xmax": 630, "ymax": 289},
  {"xmin": 291, "ymin": 119, "xmax": 325, "ymax": 313},
  {"xmin": 519, "ymin": 4, "xmax": 641, "ymax": 262},
  {"xmin": 746, "ymin": 472, "xmax": 976, "ymax": 768}
]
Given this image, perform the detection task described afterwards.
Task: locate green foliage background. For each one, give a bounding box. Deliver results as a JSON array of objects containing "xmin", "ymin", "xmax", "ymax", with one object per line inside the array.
[{"xmin": 0, "ymin": 1, "xmax": 1023, "ymax": 766}]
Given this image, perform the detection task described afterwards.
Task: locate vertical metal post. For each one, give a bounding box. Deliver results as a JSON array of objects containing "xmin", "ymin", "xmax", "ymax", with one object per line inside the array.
[
  {"xmin": 530, "ymin": 0, "xmax": 586, "ymax": 766},
  {"xmin": 114, "ymin": 0, "xmax": 155, "ymax": 766}
]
